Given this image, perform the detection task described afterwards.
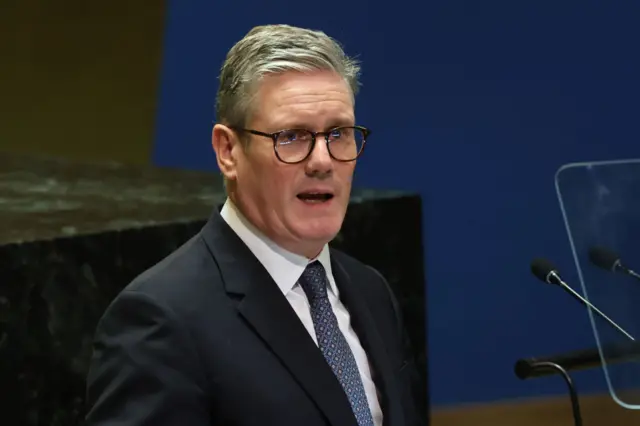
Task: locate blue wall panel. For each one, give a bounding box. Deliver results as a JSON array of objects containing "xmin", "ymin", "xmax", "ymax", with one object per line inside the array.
[{"xmin": 152, "ymin": 0, "xmax": 640, "ymax": 406}]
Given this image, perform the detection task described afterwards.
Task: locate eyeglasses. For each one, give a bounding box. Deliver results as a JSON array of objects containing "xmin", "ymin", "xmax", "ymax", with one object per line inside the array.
[{"xmin": 231, "ymin": 126, "xmax": 370, "ymax": 164}]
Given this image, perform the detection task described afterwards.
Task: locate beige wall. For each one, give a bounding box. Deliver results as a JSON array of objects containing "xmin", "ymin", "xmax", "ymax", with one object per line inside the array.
[
  {"xmin": 432, "ymin": 393, "xmax": 640, "ymax": 426},
  {"xmin": 0, "ymin": 1, "xmax": 165, "ymax": 164}
]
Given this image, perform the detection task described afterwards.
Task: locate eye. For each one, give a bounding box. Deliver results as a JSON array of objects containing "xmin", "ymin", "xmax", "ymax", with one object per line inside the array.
[
  {"xmin": 277, "ymin": 129, "xmax": 311, "ymax": 145},
  {"xmin": 280, "ymin": 130, "xmax": 298, "ymax": 142},
  {"xmin": 329, "ymin": 128, "xmax": 343, "ymax": 138}
]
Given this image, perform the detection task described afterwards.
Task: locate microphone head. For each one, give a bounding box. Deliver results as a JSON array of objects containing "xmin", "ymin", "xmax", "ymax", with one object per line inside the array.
[
  {"xmin": 530, "ymin": 258, "xmax": 559, "ymax": 284},
  {"xmin": 589, "ymin": 246, "xmax": 620, "ymax": 271}
]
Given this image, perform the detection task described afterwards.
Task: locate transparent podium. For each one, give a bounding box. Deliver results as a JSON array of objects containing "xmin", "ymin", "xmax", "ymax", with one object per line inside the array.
[
  {"xmin": 556, "ymin": 159, "xmax": 640, "ymax": 409},
  {"xmin": 515, "ymin": 159, "xmax": 640, "ymax": 426}
]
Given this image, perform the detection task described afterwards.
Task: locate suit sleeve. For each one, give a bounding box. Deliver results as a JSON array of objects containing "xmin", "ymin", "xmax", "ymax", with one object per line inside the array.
[
  {"xmin": 368, "ymin": 266, "xmax": 428, "ymax": 426},
  {"xmin": 85, "ymin": 290, "xmax": 209, "ymax": 425}
]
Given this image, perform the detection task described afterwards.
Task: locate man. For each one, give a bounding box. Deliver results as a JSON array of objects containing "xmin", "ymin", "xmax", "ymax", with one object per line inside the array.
[{"xmin": 85, "ymin": 24, "xmax": 424, "ymax": 426}]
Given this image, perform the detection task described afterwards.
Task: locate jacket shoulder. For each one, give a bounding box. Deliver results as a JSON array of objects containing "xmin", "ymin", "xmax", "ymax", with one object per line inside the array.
[{"xmin": 329, "ymin": 247, "xmax": 387, "ymax": 283}]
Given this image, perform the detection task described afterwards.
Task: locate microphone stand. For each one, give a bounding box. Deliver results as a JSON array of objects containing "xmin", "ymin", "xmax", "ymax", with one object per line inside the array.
[
  {"xmin": 514, "ymin": 342, "xmax": 640, "ymax": 426},
  {"xmin": 517, "ymin": 361, "xmax": 582, "ymax": 426},
  {"xmin": 619, "ymin": 264, "xmax": 640, "ymax": 282}
]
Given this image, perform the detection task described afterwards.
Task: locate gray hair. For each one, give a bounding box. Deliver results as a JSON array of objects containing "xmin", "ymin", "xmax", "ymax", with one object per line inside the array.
[{"xmin": 215, "ymin": 24, "xmax": 361, "ymax": 127}]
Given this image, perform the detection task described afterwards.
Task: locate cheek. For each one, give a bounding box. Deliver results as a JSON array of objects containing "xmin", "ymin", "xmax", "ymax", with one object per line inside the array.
[
  {"xmin": 338, "ymin": 164, "xmax": 356, "ymax": 186},
  {"xmin": 240, "ymin": 149, "xmax": 278, "ymax": 189},
  {"xmin": 262, "ymin": 166, "xmax": 297, "ymax": 204}
]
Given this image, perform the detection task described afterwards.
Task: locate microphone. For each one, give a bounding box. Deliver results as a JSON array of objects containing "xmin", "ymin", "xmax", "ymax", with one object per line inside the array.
[
  {"xmin": 588, "ymin": 246, "xmax": 640, "ymax": 281},
  {"xmin": 530, "ymin": 258, "xmax": 635, "ymax": 341}
]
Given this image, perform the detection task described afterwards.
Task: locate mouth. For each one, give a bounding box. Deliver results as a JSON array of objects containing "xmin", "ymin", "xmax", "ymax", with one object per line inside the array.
[{"xmin": 296, "ymin": 192, "xmax": 335, "ymax": 204}]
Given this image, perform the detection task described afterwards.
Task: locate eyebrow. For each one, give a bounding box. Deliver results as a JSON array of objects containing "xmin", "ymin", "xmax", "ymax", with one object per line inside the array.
[
  {"xmin": 276, "ymin": 119, "xmax": 355, "ymax": 131},
  {"xmin": 326, "ymin": 119, "xmax": 356, "ymax": 129}
]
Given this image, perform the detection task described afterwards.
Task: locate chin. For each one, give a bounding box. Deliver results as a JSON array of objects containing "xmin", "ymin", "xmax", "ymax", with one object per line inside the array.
[{"xmin": 293, "ymin": 218, "xmax": 343, "ymax": 243}]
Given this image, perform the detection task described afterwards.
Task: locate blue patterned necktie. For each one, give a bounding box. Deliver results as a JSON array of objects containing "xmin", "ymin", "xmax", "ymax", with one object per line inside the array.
[{"xmin": 298, "ymin": 261, "xmax": 375, "ymax": 426}]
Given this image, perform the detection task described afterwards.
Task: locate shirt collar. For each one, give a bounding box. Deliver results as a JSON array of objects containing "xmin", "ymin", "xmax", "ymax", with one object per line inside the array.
[{"xmin": 220, "ymin": 198, "xmax": 337, "ymax": 297}]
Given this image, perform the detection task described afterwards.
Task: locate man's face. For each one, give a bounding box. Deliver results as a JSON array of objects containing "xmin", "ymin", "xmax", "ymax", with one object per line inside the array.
[{"xmin": 229, "ymin": 70, "xmax": 357, "ymax": 257}]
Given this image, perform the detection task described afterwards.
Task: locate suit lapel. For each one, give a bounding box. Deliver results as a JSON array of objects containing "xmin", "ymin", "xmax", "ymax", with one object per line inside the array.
[
  {"xmin": 200, "ymin": 211, "xmax": 358, "ymax": 426},
  {"xmin": 330, "ymin": 253, "xmax": 405, "ymax": 426}
]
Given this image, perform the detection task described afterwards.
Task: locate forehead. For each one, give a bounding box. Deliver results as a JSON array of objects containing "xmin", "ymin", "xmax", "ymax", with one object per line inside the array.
[{"xmin": 251, "ymin": 70, "xmax": 355, "ymax": 128}]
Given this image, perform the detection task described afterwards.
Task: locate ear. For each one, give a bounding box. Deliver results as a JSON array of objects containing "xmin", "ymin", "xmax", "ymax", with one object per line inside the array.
[{"xmin": 212, "ymin": 124, "xmax": 240, "ymax": 182}]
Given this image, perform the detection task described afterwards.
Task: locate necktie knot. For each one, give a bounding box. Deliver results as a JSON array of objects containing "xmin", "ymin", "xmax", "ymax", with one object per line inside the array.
[{"xmin": 299, "ymin": 261, "xmax": 329, "ymax": 302}]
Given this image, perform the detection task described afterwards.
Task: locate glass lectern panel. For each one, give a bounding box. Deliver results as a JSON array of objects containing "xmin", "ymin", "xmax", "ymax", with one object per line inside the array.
[{"xmin": 555, "ymin": 159, "xmax": 640, "ymax": 409}]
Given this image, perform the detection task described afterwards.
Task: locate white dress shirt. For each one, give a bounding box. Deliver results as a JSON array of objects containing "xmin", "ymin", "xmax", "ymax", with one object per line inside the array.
[{"xmin": 220, "ymin": 199, "xmax": 383, "ymax": 425}]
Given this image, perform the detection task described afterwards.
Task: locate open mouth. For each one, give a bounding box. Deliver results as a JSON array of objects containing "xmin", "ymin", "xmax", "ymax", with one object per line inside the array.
[{"xmin": 297, "ymin": 192, "xmax": 334, "ymax": 203}]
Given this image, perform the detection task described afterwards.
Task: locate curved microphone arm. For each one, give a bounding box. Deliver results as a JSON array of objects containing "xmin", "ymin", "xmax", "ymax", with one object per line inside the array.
[
  {"xmin": 514, "ymin": 342, "xmax": 640, "ymax": 426},
  {"xmin": 517, "ymin": 361, "xmax": 582, "ymax": 426}
]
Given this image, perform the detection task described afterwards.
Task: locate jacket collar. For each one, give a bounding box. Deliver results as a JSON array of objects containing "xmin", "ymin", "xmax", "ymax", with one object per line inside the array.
[{"xmin": 200, "ymin": 208, "xmax": 403, "ymax": 426}]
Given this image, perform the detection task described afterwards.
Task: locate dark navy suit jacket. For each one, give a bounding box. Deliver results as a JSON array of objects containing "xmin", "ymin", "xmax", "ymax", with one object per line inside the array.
[{"xmin": 85, "ymin": 209, "xmax": 425, "ymax": 425}]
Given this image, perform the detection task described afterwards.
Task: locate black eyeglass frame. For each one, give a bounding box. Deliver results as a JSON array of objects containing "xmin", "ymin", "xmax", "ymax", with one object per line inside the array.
[{"xmin": 229, "ymin": 125, "xmax": 370, "ymax": 164}]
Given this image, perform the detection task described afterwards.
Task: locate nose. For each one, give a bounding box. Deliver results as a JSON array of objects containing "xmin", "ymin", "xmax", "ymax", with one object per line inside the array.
[{"xmin": 304, "ymin": 135, "xmax": 333, "ymax": 176}]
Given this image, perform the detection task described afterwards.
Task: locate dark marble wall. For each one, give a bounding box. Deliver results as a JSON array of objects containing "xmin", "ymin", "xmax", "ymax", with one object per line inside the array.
[{"xmin": 0, "ymin": 154, "xmax": 426, "ymax": 425}]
